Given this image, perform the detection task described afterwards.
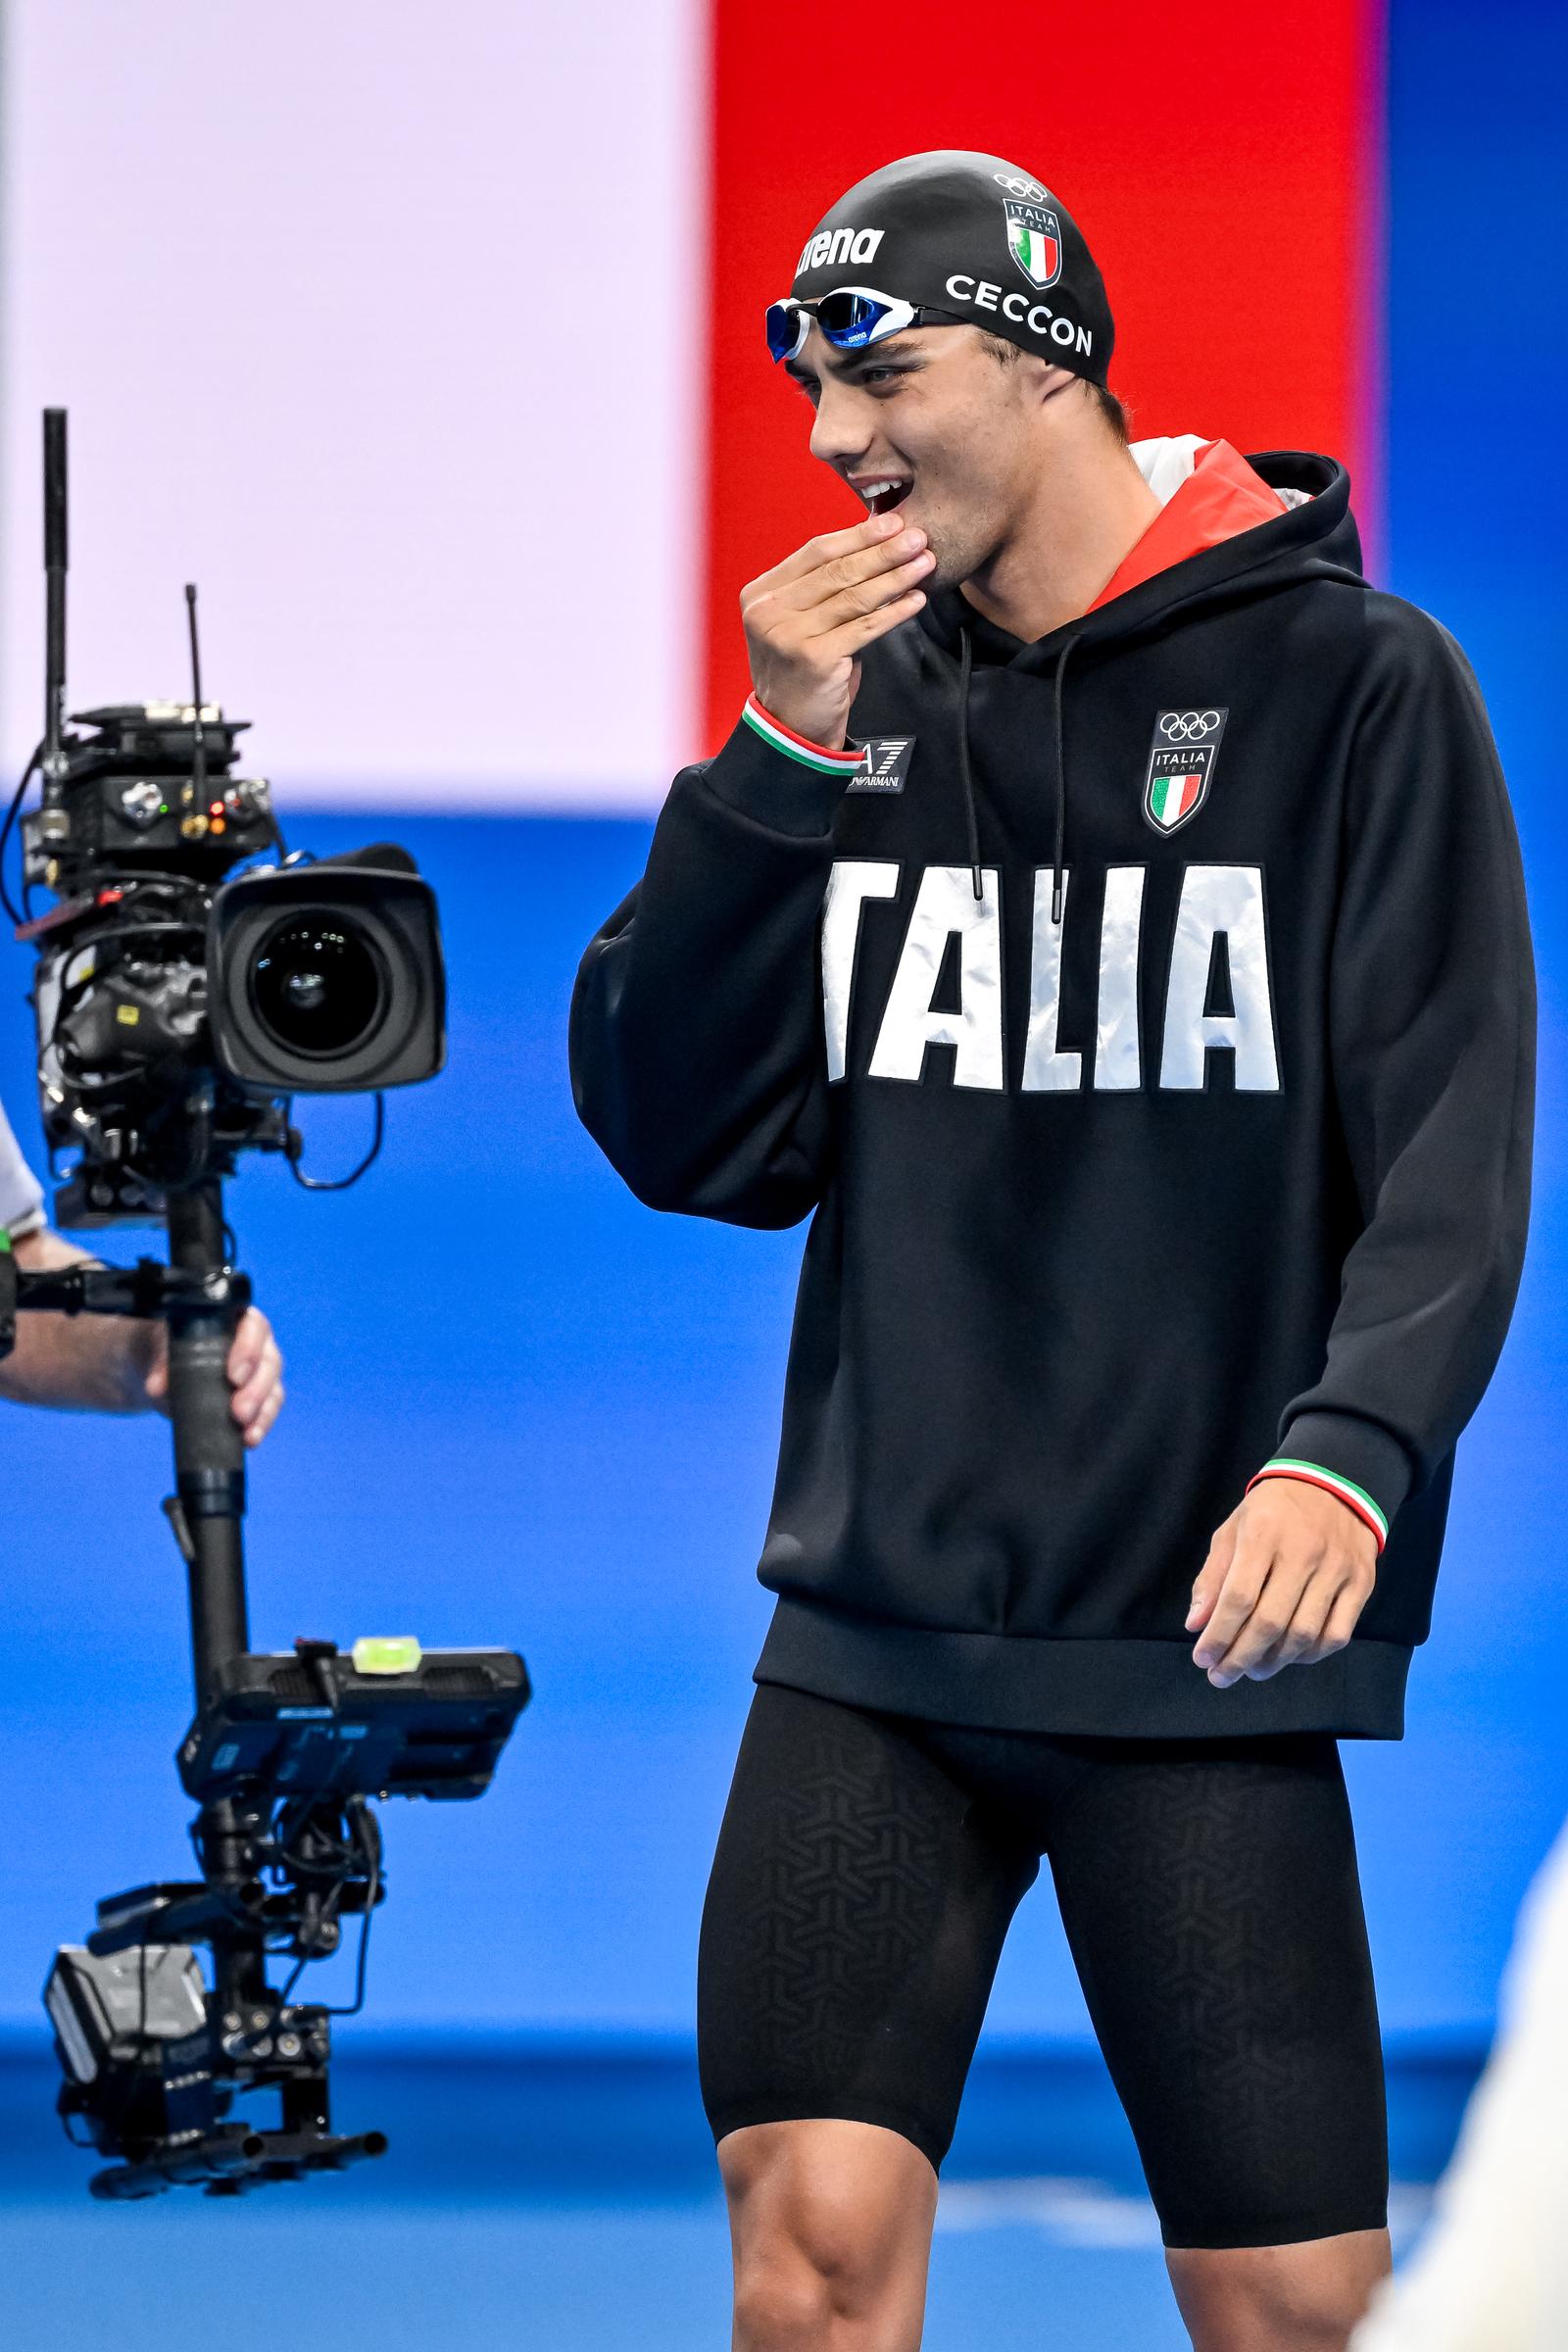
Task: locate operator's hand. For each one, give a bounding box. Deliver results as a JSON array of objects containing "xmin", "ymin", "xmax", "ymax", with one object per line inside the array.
[
  {"xmin": 741, "ymin": 512, "xmax": 936, "ymax": 748},
  {"xmin": 143, "ymin": 1305, "xmax": 285, "ymax": 1448},
  {"xmin": 1186, "ymin": 1480, "xmax": 1377, "ymax": 1687}
]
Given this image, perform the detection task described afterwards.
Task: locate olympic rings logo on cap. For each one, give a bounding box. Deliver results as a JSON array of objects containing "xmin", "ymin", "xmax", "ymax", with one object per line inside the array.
[
  {"xmin": 993, "ymin": 171, "xmax": 1049, "ymax": 202},
  {"xmin": 1159, "ymin": 710, "xmax": 1222, "ymax": 741}
]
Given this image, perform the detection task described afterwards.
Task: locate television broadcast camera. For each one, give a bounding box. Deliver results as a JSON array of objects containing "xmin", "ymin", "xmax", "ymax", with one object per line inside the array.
[{"xmin": 0, "ymin": 412, "xmax": 529, "ymax": 2200}]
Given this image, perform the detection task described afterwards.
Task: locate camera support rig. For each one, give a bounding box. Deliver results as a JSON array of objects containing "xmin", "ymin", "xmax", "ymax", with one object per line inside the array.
[
  {"xmin": 12, "ymin": 1129, "xmax": 528, "ymax": 2206},
  {"xmin": 26, "ymin": 1183, "xmax": 387, "ymax": 2200},
  {"xmin": 2, "ymin": 413, "xmax": 530, "ymax": 2199}
]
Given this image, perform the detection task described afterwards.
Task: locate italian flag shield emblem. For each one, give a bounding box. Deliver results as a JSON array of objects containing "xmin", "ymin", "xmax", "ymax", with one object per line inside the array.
[
  {"xmin": 1149, "ymin": 768, "xmax": 1204, "ymax": 828},
  {"xmin": 1142, "ymin": 709, "xmax": 1230, "ymax": 835},
  {"xmin": 1004, "ymin": 201, "xmax": 1062, "ymax": 289}
]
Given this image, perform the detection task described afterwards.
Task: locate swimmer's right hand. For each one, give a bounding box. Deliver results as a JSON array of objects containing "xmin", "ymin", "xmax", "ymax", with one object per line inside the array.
[{"xmin": 740, "ymin": 513, "xmax": 936, "ymax": 751}]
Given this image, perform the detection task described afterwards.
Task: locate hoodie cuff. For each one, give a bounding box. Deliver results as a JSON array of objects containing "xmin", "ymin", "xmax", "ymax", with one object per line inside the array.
[
  {"xmin": 1246, "ymin": 1411, "xmax": 1416, "ymax": 1554},
  {"xmin": 740, "ymin": 695, "xmax": 866, "ymax": 775},
  {"xmin": 697, "ymin": 699, "xmax": 864, "ymax": 840}
]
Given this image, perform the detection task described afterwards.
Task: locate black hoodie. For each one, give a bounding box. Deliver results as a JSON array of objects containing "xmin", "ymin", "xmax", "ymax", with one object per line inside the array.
[{"xmin": 569, "ymin": 445, "xmax": 1537, "ymax": 1740}]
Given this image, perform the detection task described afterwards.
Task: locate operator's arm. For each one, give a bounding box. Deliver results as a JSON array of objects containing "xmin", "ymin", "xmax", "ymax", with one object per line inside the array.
[
  {"xmin": 569, "ymin": 511, "xmax": 931, "ymax": 1226},
  {"xmin": 0, "ymin": 1225, "xmax": 286, "ymax": 1442},
  {"xmin": 1189, "ymin": 611, "xmax": 1537, "ymax": 1684},
  {"xmin": 0, "ymin": 1224, "xmax": 160, "ymax": 1413}
]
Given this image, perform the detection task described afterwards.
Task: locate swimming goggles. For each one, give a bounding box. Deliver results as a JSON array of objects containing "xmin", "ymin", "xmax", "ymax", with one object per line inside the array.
[{"xmin": 764, "ymin": 286, "xmax": 958, "ymax": 364}]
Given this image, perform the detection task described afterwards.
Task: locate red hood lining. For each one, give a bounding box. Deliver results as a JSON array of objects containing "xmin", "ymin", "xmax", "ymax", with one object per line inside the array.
[{"xmin": 1086, "ymin": 439, "xmax": 1296, "ymax": 614}]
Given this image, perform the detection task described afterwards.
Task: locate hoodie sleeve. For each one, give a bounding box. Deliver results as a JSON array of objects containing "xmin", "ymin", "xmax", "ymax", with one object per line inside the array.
[
  {"xmin": 568, "ymin": 701, "xmax": 860, "ymax": 1228},
  {"xmin": 1247, "ymin": 612, "xmax": 1537, "ymax": 1550}
]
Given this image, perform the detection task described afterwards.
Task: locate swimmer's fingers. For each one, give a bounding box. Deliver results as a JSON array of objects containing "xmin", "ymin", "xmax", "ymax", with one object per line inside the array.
[
  {"xmin": 1195, "ymin": 1480, "xmax": 1377, "ymax": 1687},
  {"xmin": 1245, "ymin": 1573, "xmax": 1353, "ymax": 1678},
  {"xmin": 762, "ymin": 529, "xmax": 930, "ymax": 625},
  {"xmin": 1198, "ymin": 1551, "xmax": 1307, "ymax": 1688},
  {"xmin": 1186, "ymin": 1504, "xmax": 1242, "ymax": 1638},
  {"xmin": 745, "ymin": 512, "xmax": 910, "ymax": 602},
  {"xmin": 803, "ymin": 557, "xmax": 935, "ymax": 640},
  {"xmin": 742, "ymin": 516, "xmax": 933, "ymax": 747}
]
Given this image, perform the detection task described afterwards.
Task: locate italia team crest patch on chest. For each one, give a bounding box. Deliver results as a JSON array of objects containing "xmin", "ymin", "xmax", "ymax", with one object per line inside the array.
[{"xmin": 1142, "ymin": 708, "xmax": 1229, "ymax": 835}]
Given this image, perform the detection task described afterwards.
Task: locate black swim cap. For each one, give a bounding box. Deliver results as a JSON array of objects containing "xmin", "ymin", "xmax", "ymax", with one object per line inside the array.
[{"xmin": 788, "ymin": 150, "xmax": 1114, "ymax": 387}]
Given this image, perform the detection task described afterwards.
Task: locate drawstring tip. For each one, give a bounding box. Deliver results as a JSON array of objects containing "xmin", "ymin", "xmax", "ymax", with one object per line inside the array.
[
  {"xmin": 970, "ymin": 864, "xmax": 983, "ymax": 902},
  {"xmin": 1051, "ymin": 872, "xmax": 1063, "ymax": 925}
]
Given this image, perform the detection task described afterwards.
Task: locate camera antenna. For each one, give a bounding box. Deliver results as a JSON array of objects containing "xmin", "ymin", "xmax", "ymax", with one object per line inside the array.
[
  {"xmin": 39, "ymin": 410, "xmax": 70, "ymax": 846},
  {"xmin": 184, "ymin": 582, "xmax": 209, "ymax": 813}
]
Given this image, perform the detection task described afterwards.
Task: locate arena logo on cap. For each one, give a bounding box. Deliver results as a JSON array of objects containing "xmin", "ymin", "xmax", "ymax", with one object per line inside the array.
[
  {"xmin": 1004, "ymin": 201, "xmax": 1062, "ymax": 290},
  {"xmin": 795, "ymin": 225, "xmax": 886, "ymax": 275}
]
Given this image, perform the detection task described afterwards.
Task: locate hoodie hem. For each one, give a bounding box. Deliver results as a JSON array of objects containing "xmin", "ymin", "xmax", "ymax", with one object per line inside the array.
[{"xmin": 754, "ymin": 1593, "xmax": 1410, "ymax": 1740}]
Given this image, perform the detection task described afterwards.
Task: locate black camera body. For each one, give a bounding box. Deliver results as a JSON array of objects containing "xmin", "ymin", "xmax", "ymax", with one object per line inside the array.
[
  {"xmin": 210, "ymin": 859, "xmax": 445, "ymax": 1097},
  {"xmin": 19, "ymin": 691, "xmax": 446, "ymax": 1225},
  {"xmin": 23, "ymin": 699, "xmax": 273, "ymax": 877}
]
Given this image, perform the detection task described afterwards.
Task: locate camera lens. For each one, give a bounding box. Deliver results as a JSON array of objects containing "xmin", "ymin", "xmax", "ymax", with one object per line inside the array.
[{"xmin": 250, "ymin": 916, "xmax": 385, "ymax": 1056}]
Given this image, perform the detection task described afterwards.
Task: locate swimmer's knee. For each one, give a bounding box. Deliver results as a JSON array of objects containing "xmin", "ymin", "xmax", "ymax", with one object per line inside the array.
[
  {"xmin": 720, "ymin": 2117, "xmax": 937, "ymax": 2345},
  {"xmin": 1165, "ymin": 2228, "xmax": 1394, "ymax": 2352}
]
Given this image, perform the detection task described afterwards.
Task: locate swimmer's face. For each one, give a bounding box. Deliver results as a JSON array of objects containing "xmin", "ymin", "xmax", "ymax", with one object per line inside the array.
[{"xmin": 783, "ymin": 321, "xmax": 1073, "ymax": 589}]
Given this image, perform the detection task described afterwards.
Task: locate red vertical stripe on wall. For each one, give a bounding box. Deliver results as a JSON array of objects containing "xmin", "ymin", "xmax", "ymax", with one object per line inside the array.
[{"xmin": 699, "ymin": 0, "xmax": 1385, "ymax": 753}]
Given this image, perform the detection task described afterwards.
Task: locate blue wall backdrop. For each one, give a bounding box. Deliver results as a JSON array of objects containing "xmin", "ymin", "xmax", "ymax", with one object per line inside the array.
[{"xmin": 2, "ymin": 0, "xmax": 1565, "ymax": 2048}]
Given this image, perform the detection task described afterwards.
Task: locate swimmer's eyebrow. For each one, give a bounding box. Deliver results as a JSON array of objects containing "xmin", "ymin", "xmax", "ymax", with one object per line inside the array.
[{"xmin": 783, "ymin": 335, "xmax": 923, "ymax": 386}]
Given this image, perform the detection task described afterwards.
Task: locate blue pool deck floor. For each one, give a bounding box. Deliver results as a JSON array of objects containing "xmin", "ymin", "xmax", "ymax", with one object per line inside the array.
[{"xmin": 0, "ymin": 2037, "xmax": 1480, "ymax": 2351}]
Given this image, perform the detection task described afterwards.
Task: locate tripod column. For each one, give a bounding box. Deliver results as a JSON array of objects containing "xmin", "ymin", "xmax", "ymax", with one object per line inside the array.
[{"xmin": 166, "ymin": 1181, "xmax": 249, "ymax": 1694}]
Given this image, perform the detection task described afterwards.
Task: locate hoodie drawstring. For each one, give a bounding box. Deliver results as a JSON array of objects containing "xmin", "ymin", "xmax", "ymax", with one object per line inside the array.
[
  {"xmin": 1050, "ymin": 632, "xmax": 1080, "ymax": 926},
  {"xmin": 956, "ymin": 623, "xmax": 1082, "ymax": 922},
  {"xmin": 957, "ymin": 627, "xmax": 982, "ymax": 900}
]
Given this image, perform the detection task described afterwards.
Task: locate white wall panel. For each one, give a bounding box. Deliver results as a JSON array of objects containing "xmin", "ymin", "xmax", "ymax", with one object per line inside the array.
[{"xmin": 1, "ymin": 0, "xmax": 704, "ymax": 808}]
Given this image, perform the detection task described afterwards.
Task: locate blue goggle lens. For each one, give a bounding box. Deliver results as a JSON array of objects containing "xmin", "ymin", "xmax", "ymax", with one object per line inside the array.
[
  {"xmin": 814, "ymin": 291, "xmax": 895, "ymax": 348},
  {"xmin": 765, "ymin": 302, "xmax": 807, "ymax": 362},
  {"xmin": 765, "ymin": 291, "xmax": 908, "ymax": 362}
]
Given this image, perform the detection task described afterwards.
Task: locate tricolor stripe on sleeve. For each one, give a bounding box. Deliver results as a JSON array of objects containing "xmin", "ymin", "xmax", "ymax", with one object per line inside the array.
[
  {"xmin": 740, "ymin": 695, "xmax": 868, "ymax": 775},
  {"xmin": 1245, "ymin": 1458, "xmax": 1390, "ymax": 1550}
]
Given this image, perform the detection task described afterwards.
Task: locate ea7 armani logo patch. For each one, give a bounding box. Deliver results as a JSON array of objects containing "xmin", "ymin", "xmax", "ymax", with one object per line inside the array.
[
  {"xmin": 1143, "ymin": 708, "xmax": 1229, "ymax": 835},
  {"xmin": 846, "ymin": 736, "xmax": 916, "ymax": 793}
]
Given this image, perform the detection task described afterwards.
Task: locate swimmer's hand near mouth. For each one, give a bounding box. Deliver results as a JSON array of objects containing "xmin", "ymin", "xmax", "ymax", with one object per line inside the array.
[{"xmin": 740, "ymin": 510, "xmax": 934, "ymax": 750}]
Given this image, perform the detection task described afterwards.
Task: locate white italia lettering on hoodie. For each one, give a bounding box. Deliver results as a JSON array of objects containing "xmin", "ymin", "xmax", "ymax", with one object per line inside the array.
[
  {"xmin": 823, "ymin": 858, "xmax": 1281, "ymax": 1093},
  {"xmin": 866, "ymin": 866, "xmax": 1004, "ymax": 1091}
]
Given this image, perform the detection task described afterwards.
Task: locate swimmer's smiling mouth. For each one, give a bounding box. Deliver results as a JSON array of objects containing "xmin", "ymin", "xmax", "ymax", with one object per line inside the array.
[{"xmin": 849, "ymin": 474, "xmax": 913, "ymax": 516}]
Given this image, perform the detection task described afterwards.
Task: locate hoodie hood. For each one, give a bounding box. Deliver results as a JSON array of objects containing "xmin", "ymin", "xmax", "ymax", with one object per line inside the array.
[
  {"xmin": 915, "ymin": 439, "xmax": 1367, "ymax": 914},
  {"xmin": 918, "ymin": 439, "xmax": 1366, "ymax": 667}
]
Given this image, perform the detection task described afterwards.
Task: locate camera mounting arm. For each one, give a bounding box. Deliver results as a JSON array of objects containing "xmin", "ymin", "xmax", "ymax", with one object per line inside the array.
[
  {"xmin": 21, "ymin": 1161, "xmax": 529, "ymax": 2201},
  {"xmin": 164, "ymin": 1182, "xmax": 250, "ymax": 1690},
  {"xmin": 0, "ymin": 1248, "xmax": 249, "ymax": 1327},
  {"xmin": 2, "ymin": 1179, "xmax": 252, "ymax": 1698}
]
